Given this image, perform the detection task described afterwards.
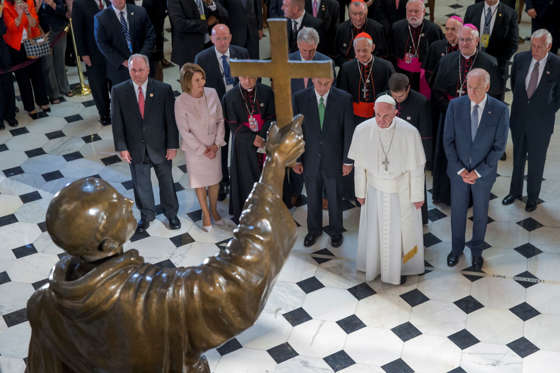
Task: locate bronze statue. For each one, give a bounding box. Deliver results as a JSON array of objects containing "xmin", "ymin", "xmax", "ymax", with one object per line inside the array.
[
  {"xmin": 26, "ymin": 117, "xmax": 305, "ymax": 373},
  {"xmin": 26, "ymin": 19, "xmax": 334, "ymax": 372}
]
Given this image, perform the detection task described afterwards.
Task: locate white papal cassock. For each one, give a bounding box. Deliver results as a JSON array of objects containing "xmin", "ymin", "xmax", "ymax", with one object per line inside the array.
[{"xmin": 348, "ymin": 116, "xmax": 426, "ymax": 284}]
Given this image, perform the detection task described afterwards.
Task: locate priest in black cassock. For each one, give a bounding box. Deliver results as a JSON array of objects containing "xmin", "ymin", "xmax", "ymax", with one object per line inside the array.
[
  {"xmin": 391, "ymin": 0, "xmax": 443, "ymax": 98},
  {"xmin": 385, "ymin": 72, "xmax": 431, "ymax": 224},
  {"xmin": 334, "ymin": 0, "xmax": 388, "ymax": 67},
  {"xmin": 223, "ymin": 76, "xmax": 275, "ymax": 224},
  {"xmin": 430, "ymin": 24, "xmax": 500, "ymax": 205},
  {"xmin": 337, "ymin": 32, "xmax": 395, "ymax": 126},
  {"xmin": 424, "ymin": 15, "xmax": 463, "ymax": 86}
]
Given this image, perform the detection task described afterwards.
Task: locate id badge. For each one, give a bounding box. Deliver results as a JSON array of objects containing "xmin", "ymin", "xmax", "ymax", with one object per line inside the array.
[
  {"xmin": 480, "ymin": 34, "xmax": 490, "ymax": 48},
  {"xmin": 405, "ymin": 52, "xmax": 414, "ymax": 64},
  {"xmin": 200, "ymin": 14, "xmax": 206, "ymax": 20}
]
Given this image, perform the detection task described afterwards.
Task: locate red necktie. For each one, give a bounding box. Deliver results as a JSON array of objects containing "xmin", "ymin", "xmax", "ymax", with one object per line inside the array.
[
  {"xmin": 138, "ymin": 86, "xmax": 145, "ymax": 119},
  {"xmin": 98, "ymin": 0, "xmax": 104, "ymax": 9},
  {"xmin": 395, "ymin": 0, "xmax": 400, "ymax": 9}
]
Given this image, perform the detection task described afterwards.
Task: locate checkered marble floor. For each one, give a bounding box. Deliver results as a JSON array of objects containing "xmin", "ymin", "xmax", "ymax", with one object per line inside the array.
[{"xmin": 1, "ymin": 1, "xmax": 559, "ymax": 372}]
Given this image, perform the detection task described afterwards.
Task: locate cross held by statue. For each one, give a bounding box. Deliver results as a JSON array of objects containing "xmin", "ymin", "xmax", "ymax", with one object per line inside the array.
[{"xmin": 229, "ymin": 19, "xmax": 333, "ymax": 127}]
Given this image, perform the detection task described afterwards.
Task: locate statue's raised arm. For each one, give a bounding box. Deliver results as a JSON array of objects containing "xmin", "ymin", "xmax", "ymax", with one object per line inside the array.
[{"xmin": 25, "ymin": 117, "xmax": 304, "ymax": 373}]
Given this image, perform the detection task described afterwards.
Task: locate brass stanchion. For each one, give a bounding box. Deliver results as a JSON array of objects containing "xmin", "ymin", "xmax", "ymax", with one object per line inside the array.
[{"xmin": 68, "ymin": 18, "xmax": 91, "ymax": 96}]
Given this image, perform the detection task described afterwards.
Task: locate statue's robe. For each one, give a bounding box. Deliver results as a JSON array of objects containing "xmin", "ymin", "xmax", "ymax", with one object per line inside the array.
[{"xmin": 26, "ymin": 181, "xmax": 296, "ymax": 373}]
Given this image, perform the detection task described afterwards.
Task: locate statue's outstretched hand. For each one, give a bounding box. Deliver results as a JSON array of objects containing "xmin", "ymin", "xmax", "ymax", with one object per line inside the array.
[{"xmin": 265, "ymin": 115, "xmax": 305, "ymax": 168}]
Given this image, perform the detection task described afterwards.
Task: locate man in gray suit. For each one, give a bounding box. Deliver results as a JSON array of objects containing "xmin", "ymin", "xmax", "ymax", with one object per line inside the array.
[{"xmin": 444, "ymin": 68, "xmax": 509, "ymax": 271}]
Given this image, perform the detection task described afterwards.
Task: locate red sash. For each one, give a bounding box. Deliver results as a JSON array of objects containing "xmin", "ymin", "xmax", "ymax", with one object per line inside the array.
[{"xmin": 353, "ymin": 102, "xmax": 374, "ymax": 119}]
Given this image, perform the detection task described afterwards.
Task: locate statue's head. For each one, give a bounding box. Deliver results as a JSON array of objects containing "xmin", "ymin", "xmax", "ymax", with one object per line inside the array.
[{"xmin": 46, "ymin": 177, "xmax": 137, "ymax": 262}]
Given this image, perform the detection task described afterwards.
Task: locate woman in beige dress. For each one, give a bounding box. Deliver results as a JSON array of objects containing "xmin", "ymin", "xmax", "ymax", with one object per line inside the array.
[{"xmin": 175, "ymin": 63, "xmax": 226, "ymax": 231}]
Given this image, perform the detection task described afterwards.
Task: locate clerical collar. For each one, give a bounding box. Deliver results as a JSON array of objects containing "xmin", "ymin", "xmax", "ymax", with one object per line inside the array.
[
  {"xmin": 461, "ymin": 52, "xmax": 476, "ymax": 59},
  {"xmin": 359, "ymin": 55, "xmax": 374, "ymax": 66},
  {"xmin": 408, "ymin": 20, "xmax": 424, "ymax": 30}
]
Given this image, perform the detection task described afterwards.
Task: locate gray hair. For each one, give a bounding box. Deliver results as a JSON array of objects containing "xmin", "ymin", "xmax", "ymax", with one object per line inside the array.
[
  {"xmin": 353, "ymin": 35, "xmax": 373, "ymax": 49},
  {"xmin": 128, "ymin": 53, "xmax": 150, "ymax": 67},
  {"xmin": 406, "ymin": 0, "xmax": 426, "ymax": 10},
  {"xmin": 297, "ymin": 27, "xmax": 320, "ymax": 46},
  {"xmin": 531, "ymin": 29, "xmax": 553, "ymax": 46},
  {"xmin": 462, "ymin": 25, "xmax": 480, "ymax": 39},
  {"xmin": 467, "ymin": 68, "xmax": 490, "ymax": 86}
]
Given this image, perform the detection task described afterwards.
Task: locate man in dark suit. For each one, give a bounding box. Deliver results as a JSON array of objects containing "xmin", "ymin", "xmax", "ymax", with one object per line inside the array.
[
  {"xmin": 111, "ymin": 54, "xmax": 181, "ymax": 232},
  {"xmin": 94, "ymin": 0, "xmax": 156, "ymax": 84},
  {"xmin": 195, "ymin": 24, "xmax": 249, "ymax": 201},
  {"xmin": 289, "ymin": 27, "xmax": 332, "ymax": 94},
  {"xmin": 334, "ymin": 0, "xmax": 388, "ymax": 66},
  {"xmin": 503, "ymin": 30, "xmax": 560, "ymax": 212},
  {"xmin": 73, "ymin": 0, "xmax": 111, "ymax": 125},
  {"xmin": 292, "ymin": 77, "xmax": 354, "ymax": 248},
  {"xmin": 525, "ymin": 0, "xmax": 559, "ymax": 53},
  {"xmin": 444, "ymin": 68, "xmax": 509, "ymax": 271},
  {"xmin": 282, "ymin": 0, "xmax": 323, "ymax": 53},
  {"xmin": 220, "ymin": 0, "xmax": 262, "ymax": 59},
  {"xmin": 167, "ymin": 0, "xmax": 228, "ymax": 67},
  {"xmin": 464, "ymin": 0, "xmax": 518, "ymax": 101},
  {"xmin": 305, "ymin": 0, "xmax": 339, "ymax": 57},
  {"xmin": 0, "ymin": 6, "xmax": 17, "ymax": 129},
  {"xmin": 372, "ymin": 0, "xmax": 407, "ymax": 34}
]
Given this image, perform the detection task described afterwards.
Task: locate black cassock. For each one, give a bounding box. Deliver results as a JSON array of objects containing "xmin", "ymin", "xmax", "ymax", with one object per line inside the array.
[
  {"xmin": 430, "ymin": 50, "xmax": 500, "ymax": 205},
  {"xmin": 395, "ymin": 89, "xmax": 432, "ymax": 224},
  {"xmin": 391, "ymin": 20, "xmax": 443, "ymax": 94},
  {"xmin": 223, "ymin": 83, "xmax": 275, "ymax": 223}
]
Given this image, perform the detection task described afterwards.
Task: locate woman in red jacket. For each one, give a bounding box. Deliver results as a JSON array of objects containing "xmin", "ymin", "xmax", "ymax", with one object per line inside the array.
[{"xmin": 3, "ymin": 0, "xmax": 50, "ymax": 119}]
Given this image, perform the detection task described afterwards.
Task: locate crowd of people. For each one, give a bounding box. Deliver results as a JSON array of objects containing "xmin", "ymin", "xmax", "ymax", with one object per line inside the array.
[{"xmin": 1, "ymin": 0, "xmax": 560, "ymax": 285}]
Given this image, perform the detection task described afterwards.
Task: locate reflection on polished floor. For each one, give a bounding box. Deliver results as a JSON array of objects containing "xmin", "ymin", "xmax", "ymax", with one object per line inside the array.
[{"xmin": 1, "ymin": 0, "xmax": 559, "ymax": 372}]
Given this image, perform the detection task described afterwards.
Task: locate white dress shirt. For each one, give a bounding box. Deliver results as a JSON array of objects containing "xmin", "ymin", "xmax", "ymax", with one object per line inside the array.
[
  {"xmin": 113, "ymin": 5, "xmax": 128, "ymax": 25},
  {"xmin": 525, "ymin": 53, "xmax": 549, "ymax": 91},
  {"xmin": 132, "ymin": 80, "xmax": 148, "ymax": 102},
  {"xmin": 457, "ymin": 94, "xmax": 487, "ymax": 177},
  {"xmin": 480, "ymin": 1, "xmax": 499, "ymax": 36},
  {"xmin": 292, "ymin": 11, "xmax": 305, "ymax": 32}
]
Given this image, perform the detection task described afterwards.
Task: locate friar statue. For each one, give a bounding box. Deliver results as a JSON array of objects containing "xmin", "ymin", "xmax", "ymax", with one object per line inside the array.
[{"xmin": 25, "ymin": 117, "xmax": 305, "ymax": 373}]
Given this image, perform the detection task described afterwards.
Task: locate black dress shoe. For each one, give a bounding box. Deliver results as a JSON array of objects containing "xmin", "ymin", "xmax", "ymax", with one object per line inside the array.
[
  {"xmin": 472, "ymin": 256, "xmax": 484, "ymax": 271},
  {"xmin": 500, "ymin": 152, "xmax": 507, "ymax": 161},
  {"xmin": 447, "ymin": 252, "xmax": 460, "ymax": 267},
  {"xmin": 331, "ymin": 234, "xmax": 343, "ymax": 248},
  {"xmin": 525, "ymin": 201, "xmax": 537, "ymax": 212},
  {"xmin": 100, "ymin": 117, "xmax": 111, "ymax": 126},
  {"xmin": 6, "ymin": 118, "xmax": 18, "ymax": 127},
  {"xmin": 304, "ymin": 232, "xmax": 320, "ymax": 247},
  {"xmin": 502, "ymin": 194, "xmax": 520, "ymax": 205},
  {"xmin": 400, "ymin": 275, "xmax": 407, "ymax": 285},
  {"xmin": 137, "ymin": 219, "xmax": 152, "ymax": 232},
  {"xmin": 168, "ymin": 216, "xmax": 181, "ymax": 230},
  {"xmin": 28, "ymin": 112, "xmax": 39, "ymax": 120}
]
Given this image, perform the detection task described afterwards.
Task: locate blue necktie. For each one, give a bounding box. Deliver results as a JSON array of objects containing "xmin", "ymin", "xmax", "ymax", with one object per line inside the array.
[
  {"xmin": 119, "ymin": 11, "xmax": 132, "ymax": 53},
  {"xmin": 471, "ymin": 104, "xmax": 479, "ymax": 141},
  {"xmin": 221, "ymin": 55, "xmax": 235, "ymax": 85},
  {"xmin": 483, "ymin": 7, "xmax": 492, "ymax": 35}
]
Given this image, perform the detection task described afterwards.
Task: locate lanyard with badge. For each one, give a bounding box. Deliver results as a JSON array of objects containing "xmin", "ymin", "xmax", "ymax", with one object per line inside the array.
[{"xmin": 480, "ymin": 7, "xmax": 498, "ymax": 49}]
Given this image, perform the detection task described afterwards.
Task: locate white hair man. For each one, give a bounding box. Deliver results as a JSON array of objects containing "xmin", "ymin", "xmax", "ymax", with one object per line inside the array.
[
  {"xmin": 390, "ymin": 0, "xmax": 443, "ymax": 96},
  {"xmin": 348, "ymin": 94, "xmax": 426, "ymax": 285},
  {"xmin": 503, "ymin": 29, "xmax": 560, "ymax": 212}
]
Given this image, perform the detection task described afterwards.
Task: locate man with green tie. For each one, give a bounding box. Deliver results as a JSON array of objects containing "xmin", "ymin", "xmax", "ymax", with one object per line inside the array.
[{"xmin": 292, "ymin": 77, "xmax": 354, "ymax": 248}]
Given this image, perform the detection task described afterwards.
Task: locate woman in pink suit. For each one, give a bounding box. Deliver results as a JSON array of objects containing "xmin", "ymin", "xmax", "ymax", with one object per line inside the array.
[{"xmin": 175, "ymin": 63, "xmax": 226, "ymax": 231}]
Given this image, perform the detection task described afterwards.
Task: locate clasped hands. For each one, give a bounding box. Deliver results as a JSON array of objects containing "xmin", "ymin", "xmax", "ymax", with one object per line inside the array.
[
  {"xmin": 460, "ymin": 169, "xmax": 479, "ymax": 184},
  {"xmin": 203, "ymin": 144, "xmax": 219, "ymax": 159},
  {"xmin": 356, "ymin": 197, "xmax": 424, "ymax": 210},
  {"xmin": 119, "ymin": 149, "xmax": 177, "ymax": 164}
]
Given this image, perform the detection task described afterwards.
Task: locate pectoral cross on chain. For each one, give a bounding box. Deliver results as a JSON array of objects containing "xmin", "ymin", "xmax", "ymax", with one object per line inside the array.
[
  {"xmin": 229, "ymin": 19, "xmax": 333, "ymax": 127},
  {"xmin": 382, "ymin": 157, "xmax": 389, "ymax": 171},
  {"xmin": 457, "ymin": 87, "xmax": 465, "ymax": 96}
]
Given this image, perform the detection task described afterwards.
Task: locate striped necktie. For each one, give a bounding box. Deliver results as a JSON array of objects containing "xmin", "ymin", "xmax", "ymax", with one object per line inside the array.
[{"xmin": 119, "ymin": 11, "xmax": 132, "ymax": 53}]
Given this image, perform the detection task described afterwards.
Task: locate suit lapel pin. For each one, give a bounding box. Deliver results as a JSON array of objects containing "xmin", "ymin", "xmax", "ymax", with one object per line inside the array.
[
  {"xmin": 149, "ymin": 93, "xmax": 154, "ymax": 98},
  {"xmin": 130, "ymin": 11, "xmax": 134, "ymax": 15},
  {"xmin": 342, "ymin": 43, "xmax": 347, "ymax": 47},
  {"xmin": 546, "ymin": 70, "xmax": 550, "ymax": 75},
  {"xmin": 498, "ymin": 13, "xmax": 502, "ymax": 16},
  {"xmin": 488, "ymin": 111, "xmax": 492, "ymax": 115},
  {"xmin": 260, "ymin": 102, "xmax": 264, "ymax": 107},
  {"xmin": 406, "ymin": 116, "xmax": 411, "ymax": 120},
  {"xmin": 420, "ymin": 33, "xmax": 424, "ymax": 37}
]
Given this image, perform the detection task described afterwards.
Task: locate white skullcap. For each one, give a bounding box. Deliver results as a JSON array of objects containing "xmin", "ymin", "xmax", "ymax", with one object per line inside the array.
[{"xmin": 375, "ymin": 94, "xmax": 396, "ymax": 106}]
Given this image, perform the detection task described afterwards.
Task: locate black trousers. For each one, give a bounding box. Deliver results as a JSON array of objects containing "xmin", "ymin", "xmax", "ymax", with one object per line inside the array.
[
  {"xmin": 9, "ymin": 47, "xmax": 49, "ymax": 112},
  {"xmin": 0, "ymin": 73, "xmax": 16, "ymax": 123},
  {"xmin": 129, "ymin": 158, "xmax": 179, "ymax": 221},
  {"xmin": 509, "ymin": 129, "xmax": 552, "ymax": 203},
  {"xmin": 86, "ymin": 63, "xmax": 111, "ymax": 119},
  {"xmin": 450, "ymin": 177, "xmax": 493, "ymax": 257},
  {"xmin": 305, "ymin": 171, "xmax": 343, "ymax": 237}
]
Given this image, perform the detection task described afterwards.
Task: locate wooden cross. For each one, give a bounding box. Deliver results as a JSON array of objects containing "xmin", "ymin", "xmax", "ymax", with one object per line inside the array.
[{"xmin": 230, "ymin": 19, "xmax": 333, "ymax": 127}]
